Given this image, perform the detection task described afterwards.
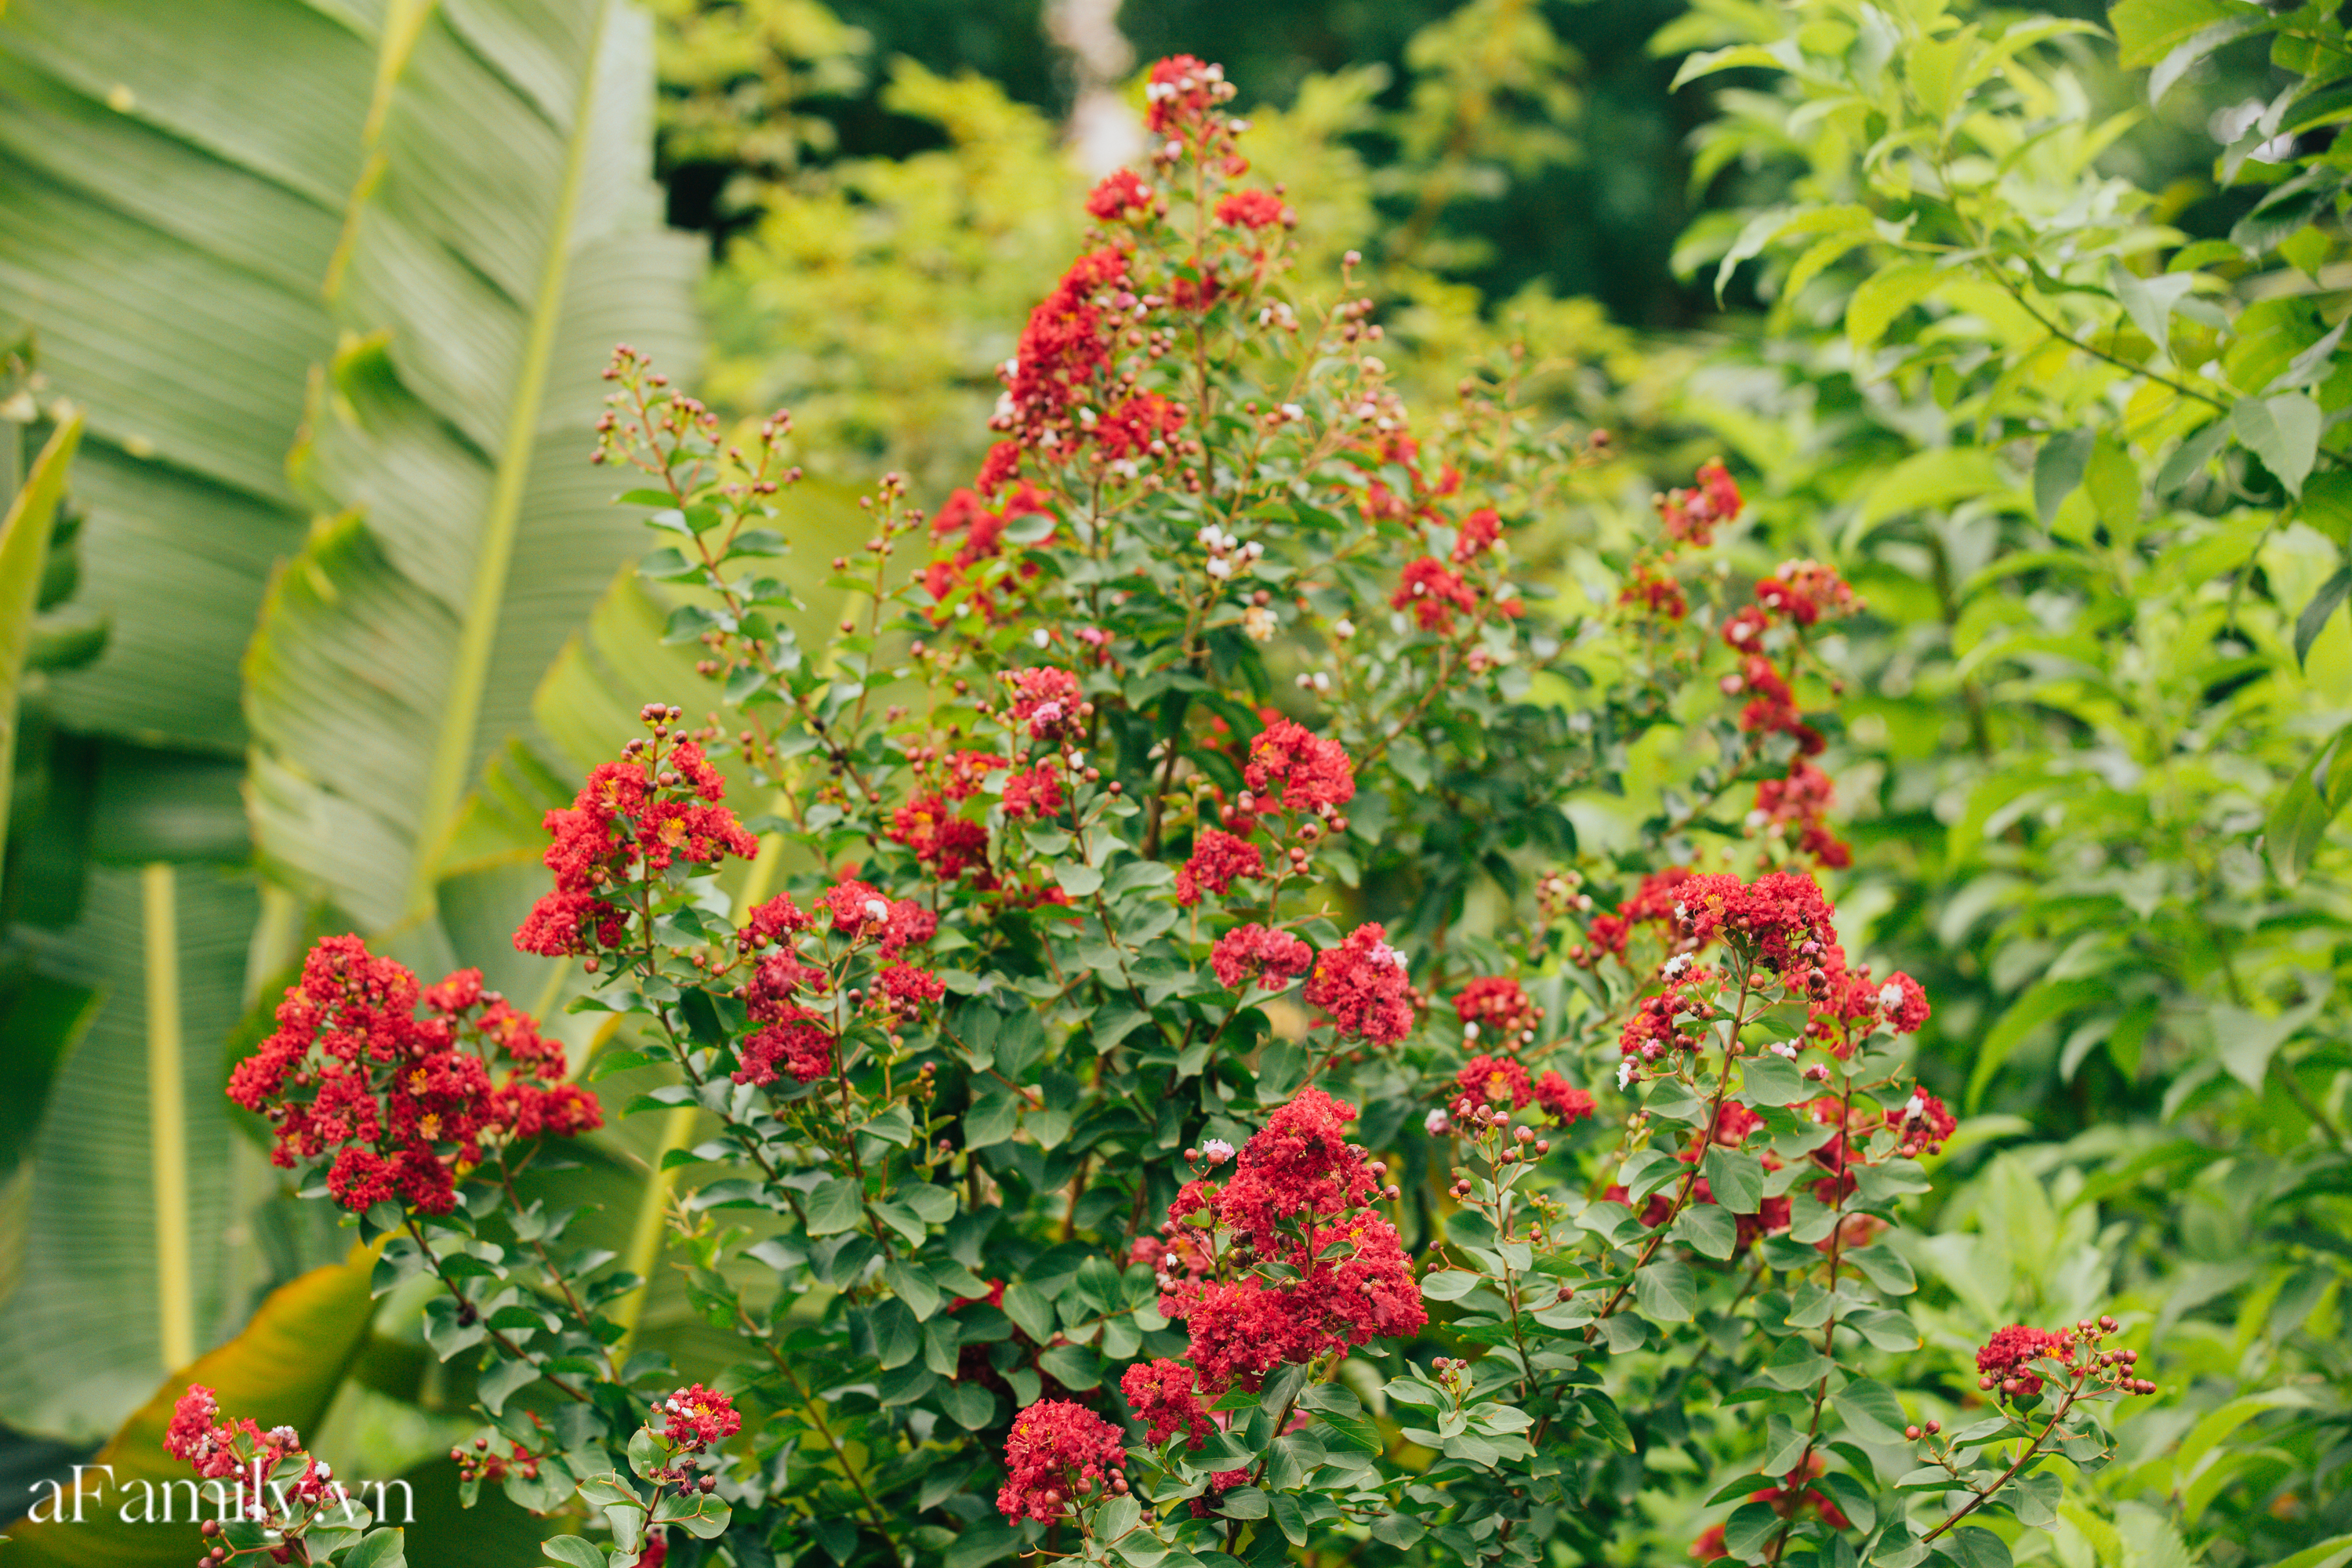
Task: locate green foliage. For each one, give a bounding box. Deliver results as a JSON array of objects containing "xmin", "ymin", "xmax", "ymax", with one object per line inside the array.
[{"xmin": 1660, "ymin": 0, "xmax": 2352, "ymax": 1558}]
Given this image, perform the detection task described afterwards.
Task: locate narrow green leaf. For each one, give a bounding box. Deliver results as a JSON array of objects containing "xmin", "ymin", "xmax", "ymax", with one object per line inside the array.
[
  {"xmin": 2294, "ymin": 566, "xmax": 2352, "ymax": 669},
  {"xmin": 0, "ymin": 412, "xmax": 81, "ymax": 857}
]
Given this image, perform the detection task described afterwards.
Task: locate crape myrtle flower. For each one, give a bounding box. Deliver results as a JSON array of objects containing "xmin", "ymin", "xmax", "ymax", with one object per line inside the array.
[
  {"xmin": 996, "ymin": 1399, "xmax": 1127, "ymax": 1521},
  {"xmin": 1303, "ymin": 923, "xmax": 1413, "ymax": 1044}
]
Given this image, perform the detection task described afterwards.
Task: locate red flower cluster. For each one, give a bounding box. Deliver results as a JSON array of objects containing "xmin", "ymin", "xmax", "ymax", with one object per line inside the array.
[
  {"xmin": 1302, "ymin": 922, "xmax": 1414, "ymax": 1044},
  {"xmin": 923, "ymin": 485, "xmax": 1054, "ymax": 619},
  {"xmin": 1533, "ymin": 1073, "xmax": 1596, "ymax": 1124},
  {"xmin": 1214, "ymin": 188, "xmax": 1289, "ymax": 230},
  {"xmin": 1452, "ymin": 506, "xmax": 1501, "ymax": 562},
  {"xmin": 1155, "ymin": 1090, "xmax": 1425, "ymax": 1392},
  {"xmin": 1178, "ymin": 828, "xmax": 1266, "ymax": 906},
  {"xmin": 888, "ymin": 792, "xmax": 990, "ymax": 882},
  {"xmin": 1086, "ymin": 169, "xmax": 1154, "ymax": 222},
  {"xmin": 1243, "ymin": 719, "xmax": 1356, "ymax": 816},
  {"xmin": 1454, "ymin": 1053, "xmax": 1533, "ymax": 1109},
  {"xmin": 1007, "ymin": 666, "xmax": 1083, "ymax": 742},
  {"xmin": 1657, "ymin": 458, "xmax": 1742, "ymax": 547},
  {"xmin": 1674, "ymin": 870, "xmax": 1837, "ymax": 975},
  {"xmin": 1120, "ymin": 1358, "xmax": 1212, "ymax": 1447},
  {"xmin": 818, "ymin": 879, "xmax": 935, "ymax": 956},
  {"xmin": 1619, "ymin": 566, "xmax": 1688, "ymax": 622},
  {"xmin": 1000, "ymin": 763, "xmax": 1065, "ymax": 821},
  {"xmin": 1976, "ymin": 1324, "xmax": 2067, "ymax": 1397},
  {"xmin": 1757, "ymin": 559, "xmax": 1860, "ymax": 626},
  {"xmin": 996, "ymin": 1399, "xmax": 1127, "ymax": 1521},
  {"xmin": 991, "ymin": 249, "xmax": 1129, "ymax": 470},
  {"xmin": 1454, "ymin": 975, "xmax": 1537, "ymax": 1043},
  {"xmin": 1392, "ymin": 555, "xmax": 1479, "ymax": 633},
  {"xmin": 228, "ymin": 938, "xmax": 600, "ymax": 1217},
  {"xmin": 1753, "ymin": 759, "xmax": 1849, "ymax": 869},
  {"xmin": 1095, "ymin": 391, "xmax": 1186, "ymax": 461},
  {"xmin": 164, "ymin": 1386, "xmax": 299, "ymax": 1483},
  {"xmin": 1144, "ymin": 54, "xmax": 1234, "ymax": 144},
  {"xmin": 660, "ymin": 1385, "xmax": 743, "ymax": 1450},
  {"xmin": 1210, "ymin": 924, "xmax": 1313, "ymax": 992},
  {"xmin": 516, "ymin": 739, "xmax": 758, "ymax": 959}
]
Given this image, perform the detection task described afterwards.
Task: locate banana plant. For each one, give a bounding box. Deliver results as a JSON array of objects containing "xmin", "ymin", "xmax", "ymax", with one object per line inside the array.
[{"xmin": 0, "ymin": 0, "xmax": 702, "ymax": 1460}]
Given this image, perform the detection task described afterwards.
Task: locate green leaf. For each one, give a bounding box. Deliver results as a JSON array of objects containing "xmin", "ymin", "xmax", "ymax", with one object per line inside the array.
[
  {"xmin": 1633, "ymin": 1258, "xmax": 1697, "ymax": 1323},
  {"xmin": 2233, "ymin": 393, "xmax": 2321, "ymax": 498},
  {"xmin": 1420, "ymin": 1269, "xmax": 1482, "ymax": 1301},
  {"xmin": 342, "ymin": 1531, "xmax": 408, "ymax": 1568},
  {"xmin": 1741, "ymin": 1053, "xmax": 1809, "ymax": 1107},
  {"xmin": 1846, "ymin": 1245, "xmax": 1916, "ymax": 1295},
  {"xmin": 1967, "ymin": 978, "xmax": 2107, "ymax": 1111},
  {"xmin": 806, "ymin": 1176, "xmax": 866, "ymax": 1236},
  {"xmin": 247, "ymin": 0, "xmax": 702, "ymax": 928},
  {"xmin": 2033, "ymin": 429, "xmax": 2093, "ymax": 528},
  {"xmin": 2149, "ymin": 14, "xmax": 2270, "ymax": 103},
  {"xmin": 2267, "ymin": 722, "xmax": 2352, "ymax": 886},
  {"xmin": 543, "ymin": 1537, "xmax": 606, "ymax": 1568},
  {"xmin": 1702, "ymin": 1146, "xmax": 1764, "ymax": 1214},
  {"xmin": 1847, "ymin": 262, "xmax": 1942, "ymax": 362},
  {"xmin": 1856, "ymin": 447, "xmax": 2015, "ymax": 530},
  {"xmin": 2294, "ymin": 566, "xmax": 2352, "ymax": 670},
  {"xmin": 0, "ymin": 413, "xmax": 80, "ymax": 856},
  {"xmin": 0, "ymin": 865, "xmax": 258, "ymax": 1438},
  {"xmin": 1834, "ymin": 1378, "xmax": 1910, "ymax": 1443},
  {"xmin": 1053, "ymin": 862, "xmax": 1104, "ymax": 898},
  {"xmin": 1671, "ymin": 1203, "xmax": 1737, "ymax": 1261}
]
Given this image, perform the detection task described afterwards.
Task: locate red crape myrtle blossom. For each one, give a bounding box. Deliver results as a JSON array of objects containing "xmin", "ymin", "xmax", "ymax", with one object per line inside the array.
[
  {"xmin": 165, "ymin": 1385, "xmax": 347, "ymax": 1530},
  {"xmin": 1972, "ymin": 1317, "xmax": 2157, "ymax": 1402},
  {"xmin": 996, "ymin": 1400, "xmax": 1128, "ymax": 1521},
  {"xmin": 1454, "ymin": 1053, "xmax": 1534, "ymax": 1110},
  {"xmin": 1178, "ymin": 828, "xmax": 1267, "ymax": 906},
  {"xmin": 228, "ymin": 936, "xmax": 601, "ymax": 1217},
  {"xmin": 1214, "ymin": 188, "xmax": 1290, "ymax": 230},
  {"xmin": 661, "ymin": 1385, "xmax": 744, "ymax": 1450},
  {"xmin": 1976, "ymin": 1324, "xmax": 2071, "ymax": 1398},
  {"xmin": 1086, "ymin": 168, "xmax": 1155, "ymax": 221},
  {"xmin": 1121, "ymin": 1358, "xmax": 1213, "ymax": 1448},
  {"xmin": 1675, "ymin": 870, "xmax": 1838, "ymax": 976},
  {"xmin": 1657, "ymin": 458, "xmax": 1743, "ymax": 547},
  {"xmin": 1210, "ymin": 924, "xmax": 1313, "ymax": 992},
  {"xmin": 1302, "ymin": 922, "xmax": 1413, "ymax": 1044},
  {"xmin": 1455, "ymin": 975, "xmax": 1538, "ymax": 1044},
  {"xmin": 1392, "ymin": 555, "xmax": 1480, "ymax": 633},
  {"xmin": 1007, "ymin": 666, "xmax": 1083, "ymax": 741},
  {"xmin": 516, "ymin": 721, "xmax": 760, "ymax": 960},
  {"xmin": 1533, "ymin": 1072, "xmax": 1596, "ymax": 1124},
  {"xmin": 1242, "ymin": 718, "xmax": 1356, "ymax": 817},
  {"xmin": 1156, "ymin": 1090, "xmax": 1426, "ymax": 1393}
]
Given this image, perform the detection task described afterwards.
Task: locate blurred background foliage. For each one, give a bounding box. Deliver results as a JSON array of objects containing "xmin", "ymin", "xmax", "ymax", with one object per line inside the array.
[{"xmin": 3, "ymin": 0, "xmax": 2352, "ymax": 1564}]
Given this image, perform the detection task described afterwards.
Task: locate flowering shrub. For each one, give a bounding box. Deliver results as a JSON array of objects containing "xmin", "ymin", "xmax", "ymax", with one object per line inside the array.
[{"xmin": 214, "ymin": 54, "xmax": 2159, "ymax": 1568}]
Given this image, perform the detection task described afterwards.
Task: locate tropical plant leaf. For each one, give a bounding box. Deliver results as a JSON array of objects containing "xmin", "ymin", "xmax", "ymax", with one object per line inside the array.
[
  {"xmin": 0, "ymin": 866, "xmax": 260, "ymax": 1439},
  {"xmin": 0, "ymin": 0, "xmax": 370, "ymax": 749},
  {"xmin": 0, "ymin": 1240, "xmax": 379, "ymax": 1566},
  {"xmin": 248, "ymin": 0, "xmax": 701, "ymax": 932},
  {"xmin": 0, "ymin": 412, "xmax": 81, "ymax": 854}
]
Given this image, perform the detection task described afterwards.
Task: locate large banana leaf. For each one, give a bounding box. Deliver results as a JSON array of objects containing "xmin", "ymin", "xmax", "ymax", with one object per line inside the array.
[
  {"xmin": 0, "ymin": 866, "xmax": 259, "ymax": 1439},
  {"xmin": 0, "ymin": 0, "xmax": 376, "ymax": 1438},
  {"xmin": 0, "ymin": 0, "xmax": 373, "ymax": 750},
  {"xmin": 248, "ymin": 0, "xmax": 701, "ymax": 934}
]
